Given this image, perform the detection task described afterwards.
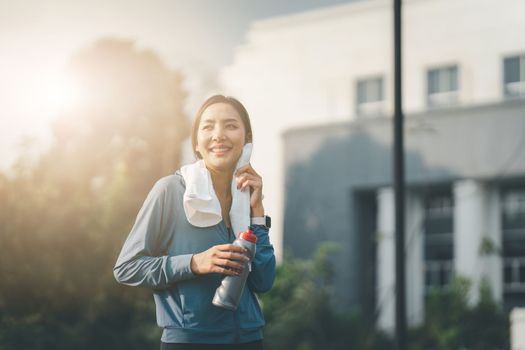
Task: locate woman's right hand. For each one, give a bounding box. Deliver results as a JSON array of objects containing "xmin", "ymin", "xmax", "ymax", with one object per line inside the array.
[{"xmin": 190, "ymin": 244, "xmax": 250, "ymax": 276}]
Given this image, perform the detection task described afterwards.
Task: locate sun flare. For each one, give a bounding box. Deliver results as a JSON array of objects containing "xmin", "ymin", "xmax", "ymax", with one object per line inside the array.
[{"xmin": 39, "ymin": 72, "xmax": 82, "ymax": 119}]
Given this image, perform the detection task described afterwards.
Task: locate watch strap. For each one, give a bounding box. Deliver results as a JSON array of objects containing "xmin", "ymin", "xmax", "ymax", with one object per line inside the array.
[
  {"xmin": 250, "ymin": 217, "xmax": 266, "ymax": 226},
  {"xmin": 251, "ymin": 215, "xmax": 271, "ymax": 228}
]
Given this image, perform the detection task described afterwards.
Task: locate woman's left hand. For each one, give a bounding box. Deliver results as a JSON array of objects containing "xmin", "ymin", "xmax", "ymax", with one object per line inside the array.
[{"xmin": 235, "ymin": 164, "xmax": 264, "ymax": 216}]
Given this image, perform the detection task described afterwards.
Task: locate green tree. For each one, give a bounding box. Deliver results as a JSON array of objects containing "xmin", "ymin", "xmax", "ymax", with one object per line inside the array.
[{"xmin": 0, "ymin": 38, "xmax": 188, "ymax": 350}]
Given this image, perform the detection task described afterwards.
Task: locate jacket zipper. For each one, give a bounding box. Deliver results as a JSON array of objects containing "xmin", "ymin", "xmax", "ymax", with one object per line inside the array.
[{"xmin": 222, "ymin": 221, "xmax": 240, "ymax": 342}]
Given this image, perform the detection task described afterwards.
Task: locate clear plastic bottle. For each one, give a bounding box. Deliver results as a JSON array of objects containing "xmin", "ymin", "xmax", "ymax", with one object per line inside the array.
[{"xmin": 213, "ymin": 227, "xmax": 257, "ymax": 310}]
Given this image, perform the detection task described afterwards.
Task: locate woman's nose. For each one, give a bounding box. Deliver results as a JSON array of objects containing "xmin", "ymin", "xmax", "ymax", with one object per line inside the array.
[{"xmin": 212, "ymin": 126, "xmax": 226, "ymax": 140}]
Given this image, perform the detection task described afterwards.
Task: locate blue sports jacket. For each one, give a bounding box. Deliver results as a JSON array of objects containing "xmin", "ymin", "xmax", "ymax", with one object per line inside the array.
[{"xmin": 113, "ymin": 172, "xmax": 276, "ymax": 344}]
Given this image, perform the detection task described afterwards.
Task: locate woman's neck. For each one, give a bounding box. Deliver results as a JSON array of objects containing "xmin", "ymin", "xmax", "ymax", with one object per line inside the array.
[{"xmin": 208, "ymin": 167, "xmax": 234, "ymax": 198}]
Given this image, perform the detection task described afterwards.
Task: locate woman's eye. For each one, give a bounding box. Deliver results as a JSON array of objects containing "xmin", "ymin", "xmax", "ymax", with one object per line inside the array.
[
  {"xmin": 227, "ymin": 124, "xmax": 238, "ymax": 129},
  {"xmin": 201, "ymin": 125, "xmax": 212, "ymax": 130}
]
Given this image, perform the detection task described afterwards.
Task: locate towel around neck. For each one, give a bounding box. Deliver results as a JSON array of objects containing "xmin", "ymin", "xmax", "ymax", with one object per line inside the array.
[{"xmin": 180, "ymin": 143, "xmax": 252, "ymax": 237}]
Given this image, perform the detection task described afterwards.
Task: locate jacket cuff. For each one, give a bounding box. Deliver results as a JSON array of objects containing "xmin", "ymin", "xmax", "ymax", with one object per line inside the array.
[
  {"xmin": 251, "ymin": 224, "xmax": 269, "ymax": 235},
  {"xmin": 167, "ymin": 254, "xmax": 196, "ymax": 282},
  {"xmin": 251, "ymin": 225, "xmax": 271, "ymax": 246}
]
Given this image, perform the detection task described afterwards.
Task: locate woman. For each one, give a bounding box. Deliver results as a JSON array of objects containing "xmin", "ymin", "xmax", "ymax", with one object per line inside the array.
[{"xmin": 114, "ymin": 95, "xmax": 276, "ymax": 350}]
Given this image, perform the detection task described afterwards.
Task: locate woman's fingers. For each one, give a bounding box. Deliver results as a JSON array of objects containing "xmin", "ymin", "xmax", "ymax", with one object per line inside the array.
[
  {"xmin": 209, "ymin": 263, "xmax": 236, "ymax": 275},
  {"xmin": 236, "ymin": 172, "xmax": 258, "ymax": 182},
  {"xmin": 216, "ymin": 244, "xmax": 246, "ymax": 254},
  {"xmin": 237, "ymin": 175, "xmax": 261, "ymax": 191},
  {"xmin": 235, "ymin": 163, "xmax": 254, "ymax": 174},
  {"xmin": 236, "ymin": 173, "xmax": 261, "ymax": 187},
  {"xmin": 216, "ymin": 266, "xmax": 242, "ymax": 276},
  {"xmin": 211, "ymin": 256, "xmax": 245, "ymax": 276},
  {"xmin": 235, "ymin": 165, "xmax": 264, "ymax": 207},
  {"xmin": 191, "ymin": 244, "xmax": 250, "ymax": 276},
  {"xmin": 241, "ymin": 179, "xmax": 260, "ymax": 192},
  {"xmin": 217, "ymin": 250, "xmax": 249, "ymax": 262},
  {"xmin": 213, "ymin": 258, "xmax": 245, "ymax": 271},
  {"xmin": 235, "ymin": 164, "xmax": 260, "ymax": 178}
]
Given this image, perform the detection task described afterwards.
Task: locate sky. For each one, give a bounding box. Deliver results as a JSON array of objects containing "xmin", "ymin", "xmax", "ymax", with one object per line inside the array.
[{"xmin": 0, "ymin": 0, "xmax": 356, "ymax": 173}]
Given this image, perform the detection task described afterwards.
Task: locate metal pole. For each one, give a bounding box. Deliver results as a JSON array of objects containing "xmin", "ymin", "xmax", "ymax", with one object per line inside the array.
[{"xmin": 393, "ymin": 0, "xmax": 407, "ymax": 349}]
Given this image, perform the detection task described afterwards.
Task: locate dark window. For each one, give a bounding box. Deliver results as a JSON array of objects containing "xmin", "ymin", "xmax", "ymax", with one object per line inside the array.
[
  {"xmin": 504, "ymin": 55, "xmax": 525, "ymax": 98},
  {"xmin": 427, "ymin": 65, "xmax": 459, "ymax": 107},
  {"xmin": 356, "ymin": 76, "xmax": 384, "ymax": 116}
]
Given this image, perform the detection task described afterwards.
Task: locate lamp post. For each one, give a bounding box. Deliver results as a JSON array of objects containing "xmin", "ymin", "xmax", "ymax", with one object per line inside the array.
[{"xmin": 393, "ymin": 0, "xmax": 407, "ymax": 349}]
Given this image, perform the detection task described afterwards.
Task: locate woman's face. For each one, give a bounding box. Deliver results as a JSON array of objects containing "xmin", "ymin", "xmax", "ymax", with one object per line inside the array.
[{"xmin": 195, "ymin": 102, "xmax": 246, "ymax": 173}]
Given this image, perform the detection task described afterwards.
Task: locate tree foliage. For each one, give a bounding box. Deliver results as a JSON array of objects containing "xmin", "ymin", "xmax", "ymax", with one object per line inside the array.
[{"xmin": 0, "ymin": 38, "xmax": 188, "ymax": 350}]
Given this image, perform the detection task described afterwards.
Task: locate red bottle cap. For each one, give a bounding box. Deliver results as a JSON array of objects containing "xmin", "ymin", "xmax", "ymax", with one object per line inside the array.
[{"xmin": 240, "ymin": 228, "xmax": 257, "ymax": 243}]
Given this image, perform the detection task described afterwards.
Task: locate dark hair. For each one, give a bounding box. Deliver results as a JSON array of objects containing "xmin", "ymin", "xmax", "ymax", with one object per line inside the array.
[{"xmin": 191, "ymin": 95, "xmax": 253, "ymax": 159}]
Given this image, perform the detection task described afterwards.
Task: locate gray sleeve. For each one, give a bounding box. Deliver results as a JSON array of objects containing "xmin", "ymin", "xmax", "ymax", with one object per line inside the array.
[{"xmin": 113, "ymin": 177, "xmax": 196, "ymax": 289}]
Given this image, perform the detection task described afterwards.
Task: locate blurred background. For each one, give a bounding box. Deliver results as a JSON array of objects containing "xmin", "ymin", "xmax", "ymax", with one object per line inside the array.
[{"xmin": 1, "ymin": 0, "xmax": 525, "ymax": 349}]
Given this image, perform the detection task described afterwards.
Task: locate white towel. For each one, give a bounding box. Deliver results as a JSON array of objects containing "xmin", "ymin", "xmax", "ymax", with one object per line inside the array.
[{"xmin": 180, "ymin": 143, "xmax": 252, "ymax": 237}]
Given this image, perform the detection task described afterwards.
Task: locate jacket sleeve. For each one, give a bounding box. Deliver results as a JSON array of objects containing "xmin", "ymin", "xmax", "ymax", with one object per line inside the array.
[
  {"xmin": 113, "ymin": 177, "xmax": 196, "ymax": 290},
  {"xmin": 247, "ymin": 225, "xmax": 276, "ymax": 293}
]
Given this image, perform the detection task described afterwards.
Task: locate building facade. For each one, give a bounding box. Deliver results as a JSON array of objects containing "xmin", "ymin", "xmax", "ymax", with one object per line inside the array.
[
  {"xmin": 283, "ymin": 101, "xmax": 525, "ymax": 332},
  {"xmin": 219, "ymin": 0, "xmax": 525, "ymax": 333}
]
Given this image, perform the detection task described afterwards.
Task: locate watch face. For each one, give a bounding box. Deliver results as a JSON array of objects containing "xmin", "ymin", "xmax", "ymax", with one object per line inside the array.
[{"xmin": 265, "ymin": 216, "xmax": 271, "ymax": 228}]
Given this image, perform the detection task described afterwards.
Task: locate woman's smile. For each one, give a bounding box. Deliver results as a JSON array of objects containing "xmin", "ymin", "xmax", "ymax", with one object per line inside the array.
[{"xmin": 209, "ymin": 144, "xmax": 232, "ymax": 156}]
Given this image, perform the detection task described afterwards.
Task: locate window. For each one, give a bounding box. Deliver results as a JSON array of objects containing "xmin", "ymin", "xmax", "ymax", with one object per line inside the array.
[
  {"xmin": 504, "ymin": 55, "xmax": 525, "ymax": 98},
  {"xmin": 356, "ymin": 76, "xmax": 384, "ymax": 116},
  {"xmin": 427, "ymin": 65, "xmax": 459, "ymax": 107},
  {"xmin": 424, "ymin": 191, "xmax": 454, "ymax": 293},
  {"xmin": 502, "ymin": 188, "xmax": 525, "ymax": 229},
  {"xmin": 501, "ymin": 187, "xmax": 525, "ymax": 311}
]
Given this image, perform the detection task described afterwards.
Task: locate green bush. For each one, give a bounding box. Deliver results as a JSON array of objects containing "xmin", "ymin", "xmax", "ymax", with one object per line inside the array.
[
  {"xmin": 408, "ymin": 277, "xmax": 509, "ymax": 350},
  {"xmin": 259, "ymin": 242, "xmax": 392, "ymax": 350}
]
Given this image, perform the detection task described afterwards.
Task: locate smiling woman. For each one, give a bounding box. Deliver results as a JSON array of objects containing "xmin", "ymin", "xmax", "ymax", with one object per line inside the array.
[
  {"xmin": 195, "ymin": 104, "xmax": 248, "ymax": 173},
  {"xmin": 114, "ymin": 94, "xmax": 275, "ymax": 350},
  {"xmin": 192, "ymin": 95, "xmax": 253, "ymax": 162}
]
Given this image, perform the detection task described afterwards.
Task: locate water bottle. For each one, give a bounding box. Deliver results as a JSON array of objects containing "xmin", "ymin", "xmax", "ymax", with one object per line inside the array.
[{"xmin": 213, "ymin": 227, "xmax": 257, "ymax": 310}]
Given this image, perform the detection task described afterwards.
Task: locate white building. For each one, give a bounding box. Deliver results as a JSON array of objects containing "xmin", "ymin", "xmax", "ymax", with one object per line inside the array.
[{"xmin": 219, "ymin": 0, "xmax": 525, "ymax": 334}]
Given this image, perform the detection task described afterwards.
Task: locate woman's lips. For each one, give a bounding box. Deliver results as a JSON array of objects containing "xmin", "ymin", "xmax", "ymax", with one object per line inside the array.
[{"xmin": 209, "ymin": 146, "xmax": 231, "ymax": 155}]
